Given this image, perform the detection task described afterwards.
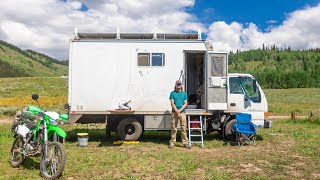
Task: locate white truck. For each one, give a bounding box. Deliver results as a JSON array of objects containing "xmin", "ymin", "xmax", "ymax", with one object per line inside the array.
[{"xmin": 67, "ymin": 30, "xmax": 270, "ymax": 141}]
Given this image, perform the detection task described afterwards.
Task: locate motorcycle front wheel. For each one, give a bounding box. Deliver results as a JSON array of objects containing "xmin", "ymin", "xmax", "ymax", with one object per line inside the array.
[
  {"xmin": 10, "ymin": 137, "xmax": 26, "ymax": 167},
  {"xmin": 40, "ymin": 142, "xmax": 66, "ymax": 179}
]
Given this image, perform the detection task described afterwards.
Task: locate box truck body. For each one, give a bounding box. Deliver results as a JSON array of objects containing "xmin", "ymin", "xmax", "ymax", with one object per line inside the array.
[{"xmin": 68, "ymin": 32, "xmax": 269, "ymax": 141}]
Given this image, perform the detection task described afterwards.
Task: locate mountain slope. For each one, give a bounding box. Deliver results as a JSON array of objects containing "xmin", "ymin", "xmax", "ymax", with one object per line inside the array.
[{"xmin": 0, "ymin": 40, "xmax": 68, "ymax": 78}]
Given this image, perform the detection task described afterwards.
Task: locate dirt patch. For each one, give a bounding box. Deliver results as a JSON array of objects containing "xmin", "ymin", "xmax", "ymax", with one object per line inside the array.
[
  {"xmin": 312, "ymin": 173, "xmax": 320, "ymax": 178},
  {"xmin": 0, "ymin": 117, "xmax": 14, "ymax": 124},
  {"xmin": 239, "ymin": 163, "xmax": 262, "ymax": 173},
  {"xmin": 269, "ymin": 133, "xmax": 289, "ymax": 136},
  {"xmin": 291, "ymin": 162, "xmax": 306, "ymax": 167},
  {"xmin": 286, "ymin": 169, "xmax": 302, "ymax": 177},
  {"xmin": 256, "ymin": 160, "xmax": 270, "ymax": 166}
]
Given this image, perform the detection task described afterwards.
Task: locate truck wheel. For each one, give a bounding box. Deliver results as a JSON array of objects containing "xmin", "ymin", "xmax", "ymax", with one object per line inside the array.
[
  {"xmin": 117, "ymin": 118, "xmax": 142, "ymax": 141},
  {"xmin": 225, "ymin": 119, "xmax": 236, "ymax": 141}
]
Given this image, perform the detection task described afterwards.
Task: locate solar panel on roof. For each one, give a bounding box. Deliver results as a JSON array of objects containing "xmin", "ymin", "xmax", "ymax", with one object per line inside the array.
[{"xmin": 77, "ymin": 33, "xmax": 199, "ymax": 40}]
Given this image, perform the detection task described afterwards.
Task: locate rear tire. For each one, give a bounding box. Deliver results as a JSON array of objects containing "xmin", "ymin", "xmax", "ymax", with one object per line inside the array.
[
  {"xmin": 117, "ymin": 118, "xmax": 142, "ymax": 141},
  {"xmin": 40, "ymin": 142, "xmax": 66, "ymax": 179},
  {"xmin": 10, "ymin": 137, "xmax": 26, "ymax": 167},
  {"xmin": 225, "ymin": 119, "xmax": 236, "ymax": 141}
]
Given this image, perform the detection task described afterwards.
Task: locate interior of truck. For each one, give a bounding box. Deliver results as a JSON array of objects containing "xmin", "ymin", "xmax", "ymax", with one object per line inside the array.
[{"xmin": 185, "ymin": 52, "xmax": 206, "ymax": 109}]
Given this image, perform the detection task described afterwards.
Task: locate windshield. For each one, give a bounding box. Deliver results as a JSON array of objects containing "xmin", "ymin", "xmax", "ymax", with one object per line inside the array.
[{"xmin": 229, "ymin": 76, "xmax": 261, "ymax": 103}]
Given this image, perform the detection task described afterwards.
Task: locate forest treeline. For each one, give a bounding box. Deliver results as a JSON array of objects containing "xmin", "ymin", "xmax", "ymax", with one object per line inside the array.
[{"xmin": 229, "ymin": 46, "xmax": 320, "ymax": 89}]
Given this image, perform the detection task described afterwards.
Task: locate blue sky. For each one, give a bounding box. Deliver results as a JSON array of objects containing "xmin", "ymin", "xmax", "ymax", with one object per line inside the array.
[
  {"xmin": 188, "ymin": 0, "xmax": 320, "ymax": 30},
  {"xmin": 0, "ymin": 0, "xmax": 319, "ymax": 59}
]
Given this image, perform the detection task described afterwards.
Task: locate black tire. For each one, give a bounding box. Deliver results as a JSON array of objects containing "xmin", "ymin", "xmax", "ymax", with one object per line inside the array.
[
  {"xmin": 117, "ymin": 118, "xmax": 142, "ymax": 141},
  {"xmin": 40, "ymin": 142, "xmax": 66, "ymax": 179},
  {"xmin": 10, "ymin": 137, "xmax": 26, "ymax": 167},
  {"xmin": 225, "ymin": 119, "xmax": 236, "ymax": 141}
]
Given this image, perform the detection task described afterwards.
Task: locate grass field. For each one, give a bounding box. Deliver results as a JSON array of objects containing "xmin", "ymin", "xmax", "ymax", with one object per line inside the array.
[
  {"xmin": 0, "ymin": 119, "xmax": 319, "ymax": 179},
  {"xmin": 264, "ymin": 88, "xmax": 320, "ymax": 116},
  {"xmin": 1, "ymin": 77, "xmax": 319, "ymax": 117},
  {"xmin": 0, "ymin": 77, "xmax": 320, "ymax": 179},
  {"xmin": 0, "ymin": 77, "xmax": 68, "ymax": 117}
]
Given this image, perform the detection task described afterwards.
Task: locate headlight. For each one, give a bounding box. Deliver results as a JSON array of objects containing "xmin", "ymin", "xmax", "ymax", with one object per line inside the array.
[{"xmin": 49, "ymin": 119, "xmax": 58, "ymax": 126}]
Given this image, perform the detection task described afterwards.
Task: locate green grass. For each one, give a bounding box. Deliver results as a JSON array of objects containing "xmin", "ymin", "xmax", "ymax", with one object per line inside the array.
[
  {"xmin": 1, "ymin": 77, "xmax": 320, "ymax": 117},
  {"xmin": 0, "ymin": 119, "xmax": 319, "ymax": 179},
  {"xmin": 0, "ymin": 77, "xmax": 320, "ymax": 178},
  {"xmin": 0, "ymin": 77, "xmax": 67, "ymax": 98},
  {"xmin": 264, "ymin": 88, "xmax": 320, "ymax": 115}
]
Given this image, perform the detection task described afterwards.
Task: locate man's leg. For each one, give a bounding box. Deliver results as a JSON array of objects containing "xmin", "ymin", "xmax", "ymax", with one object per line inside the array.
[
  {"xmin": 180, "ymin": 113, "xmax": 189, "ymax": 145},
  {"xmin": 169, "ymin": 113, "xmax": 179, "ymax": 146}
]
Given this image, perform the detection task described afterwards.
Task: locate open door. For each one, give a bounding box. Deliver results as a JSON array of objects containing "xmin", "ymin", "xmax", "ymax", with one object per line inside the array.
[{"xmin": 205, "ymin": 52, "xmax": 228, "ymax": 110}]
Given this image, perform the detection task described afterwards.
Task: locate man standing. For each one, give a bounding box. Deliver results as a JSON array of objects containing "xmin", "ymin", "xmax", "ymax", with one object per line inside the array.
[{"xmin": 168, "ymin": 80, "xmax": 191, "ymax": 149}]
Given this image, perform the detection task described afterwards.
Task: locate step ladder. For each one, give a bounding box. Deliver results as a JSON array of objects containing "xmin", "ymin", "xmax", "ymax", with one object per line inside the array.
[{"xmin": 188, "ymin": 115, "xmax": 204, "ymax": 148}]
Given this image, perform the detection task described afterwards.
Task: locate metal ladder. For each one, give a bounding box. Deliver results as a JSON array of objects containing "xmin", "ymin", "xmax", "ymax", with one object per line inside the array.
[{"xmin": 188, "ymin": 115, "xmax": 204, "ymax": 148}]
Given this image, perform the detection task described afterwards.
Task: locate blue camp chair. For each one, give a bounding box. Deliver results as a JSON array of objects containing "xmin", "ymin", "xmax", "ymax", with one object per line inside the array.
[{"xmin": 233, "ymin": 113, "xmax": 257, "ymax": 146}]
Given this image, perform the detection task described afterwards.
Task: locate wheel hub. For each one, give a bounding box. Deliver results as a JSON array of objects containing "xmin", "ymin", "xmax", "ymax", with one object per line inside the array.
[{"xmin": 124, "ymin": 124, "xmax": 135, "ymax": 135}]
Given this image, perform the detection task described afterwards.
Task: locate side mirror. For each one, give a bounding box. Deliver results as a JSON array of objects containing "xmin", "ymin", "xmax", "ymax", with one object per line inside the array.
[
  {"xmin": 64, "ymin": 104, "xmax": 70, "ymax": 110},
  {"xmin": 32, "ymin": 94, "xmax": 39, "ymax": 101},
  {"xmin": 253, "ymin": 80, "xmax": 257, "ymax": 93},
  {"xmin": 59, "ymin": 114, "xmax": 68, "ymax": 121}
]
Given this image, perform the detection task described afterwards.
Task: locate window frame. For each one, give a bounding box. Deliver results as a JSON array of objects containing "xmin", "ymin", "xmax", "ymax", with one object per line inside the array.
[
  {"xmin": 229, "ymin": 77, "xmax": 262, "ymax": 103},
  {"xmin": 137, "ymin": 52, "xmax": 165, "ymax": 67},
  {"xmin": 137, "ymin": 53, "xmax": 150, "ymax": 67}
]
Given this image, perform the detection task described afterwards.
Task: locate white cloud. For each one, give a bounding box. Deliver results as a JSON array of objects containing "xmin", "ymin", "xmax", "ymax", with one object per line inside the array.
[
  {"xmin": 0, "ymin": 0, "xmax": 202, "ymax": 59},
  {"xmin": 207, "ymin": 21, "xmax": 243, "ymax": 51},
  {"xmin": 266, "ymin": 20, "xmax": 277, "ymax": 24},
  {"xmin": 0, "ymin": 1, "xmax": 319, "ymax": 59},
  {"xmin": 207, "ymin": 4, "xmax": 320, "ymax": 52}
]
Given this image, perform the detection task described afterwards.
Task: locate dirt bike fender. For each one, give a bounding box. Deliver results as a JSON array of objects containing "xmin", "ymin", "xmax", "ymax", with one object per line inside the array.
[{"xmin": 48, "ymin": 126, "xmax": 67, "ymax": 138}]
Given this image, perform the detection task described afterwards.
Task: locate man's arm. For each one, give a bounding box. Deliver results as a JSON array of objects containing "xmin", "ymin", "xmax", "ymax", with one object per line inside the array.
[
  {"xmin": 170, "ymin": 99, "xmax": 179, "ymax": 113},
  {"xmin": 178, "ymin": 100, "xmax": 188, "ymax": 113}
]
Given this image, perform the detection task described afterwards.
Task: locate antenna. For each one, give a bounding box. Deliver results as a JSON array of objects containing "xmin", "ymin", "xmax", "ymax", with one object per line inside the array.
[{"xmin": 179, "ymin": 70, "xmax": 183, "ymax": 81}]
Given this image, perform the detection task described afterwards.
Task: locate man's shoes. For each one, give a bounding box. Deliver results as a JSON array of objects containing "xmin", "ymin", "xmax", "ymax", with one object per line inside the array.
[
  {"xmin": 183, "ymin": 144, "xmax": 191, "ymax": 149},
  {"xmin": 168, "ymin": 143, "xmax": 174, "ymax": 149}
]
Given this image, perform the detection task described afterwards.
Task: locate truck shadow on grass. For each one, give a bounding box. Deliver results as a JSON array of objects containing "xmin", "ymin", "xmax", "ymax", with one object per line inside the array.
[{"xmin": 65, "ymin": 127, "xmax": 264, "ymax": 147}]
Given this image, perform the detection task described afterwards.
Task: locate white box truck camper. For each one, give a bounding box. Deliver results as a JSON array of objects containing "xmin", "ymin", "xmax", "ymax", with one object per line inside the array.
[{"xmin": 67, "ymin": 30, "xmax": 270, "ymax": 141}]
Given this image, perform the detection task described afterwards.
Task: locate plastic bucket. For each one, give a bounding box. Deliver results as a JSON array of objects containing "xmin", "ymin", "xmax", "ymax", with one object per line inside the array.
[{"xmin": 77, "ymin": 133, "xmax": 89, "ymax": 147}]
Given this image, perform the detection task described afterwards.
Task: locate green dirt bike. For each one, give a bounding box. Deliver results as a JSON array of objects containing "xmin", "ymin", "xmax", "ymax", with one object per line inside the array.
[{"xmin": 10, "ymin": 94, "xmax": 68, "ymax": 179}]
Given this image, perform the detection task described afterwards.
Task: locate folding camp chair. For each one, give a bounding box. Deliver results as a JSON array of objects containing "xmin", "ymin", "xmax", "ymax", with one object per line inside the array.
[{"xmin": 233, "ymin": 113, "xmax": 257, "ymax": 146}]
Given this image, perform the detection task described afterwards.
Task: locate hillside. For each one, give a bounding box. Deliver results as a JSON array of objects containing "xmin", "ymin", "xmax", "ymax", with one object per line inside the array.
[
  {"xmin": 0, "ymin": 40, "xmax": 68, "ymax": 77},
  {"xmin": 229, "ymin": 48, "xmax": 320, "ymax": 89}
]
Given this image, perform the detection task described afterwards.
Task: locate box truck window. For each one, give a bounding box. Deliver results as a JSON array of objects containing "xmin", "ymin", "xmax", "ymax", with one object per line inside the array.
[
  {"xmin": 138, "ymin": 53, "xmax": 165, "ymax": 67},
  {"xmin": 138, "ymin": 53, "xmax": 150, "ymax": 66},
  {"xmin": 151, "ymin": 53, "xmax": 165, "ymax": 66}
]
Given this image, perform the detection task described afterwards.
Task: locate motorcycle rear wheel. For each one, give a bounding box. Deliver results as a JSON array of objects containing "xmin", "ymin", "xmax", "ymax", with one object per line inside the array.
[
  {"xmin": 40, "ymin": 142, "xmax": 66, "ymax": 179},
  {"xmin": 10, "ymin": 137, "xmax": 26, "ymax": 167}
]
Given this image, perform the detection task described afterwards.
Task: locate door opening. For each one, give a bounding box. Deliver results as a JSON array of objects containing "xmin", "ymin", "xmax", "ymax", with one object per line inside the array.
[{"xmin": 185, "ymin": 52, "xmax": 205, "ymax": 109}]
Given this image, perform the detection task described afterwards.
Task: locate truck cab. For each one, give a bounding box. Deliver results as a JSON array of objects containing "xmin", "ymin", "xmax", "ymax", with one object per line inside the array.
[{"xmin": 226, "ymin": 73, "xmax": 268, "ymax": 127}]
